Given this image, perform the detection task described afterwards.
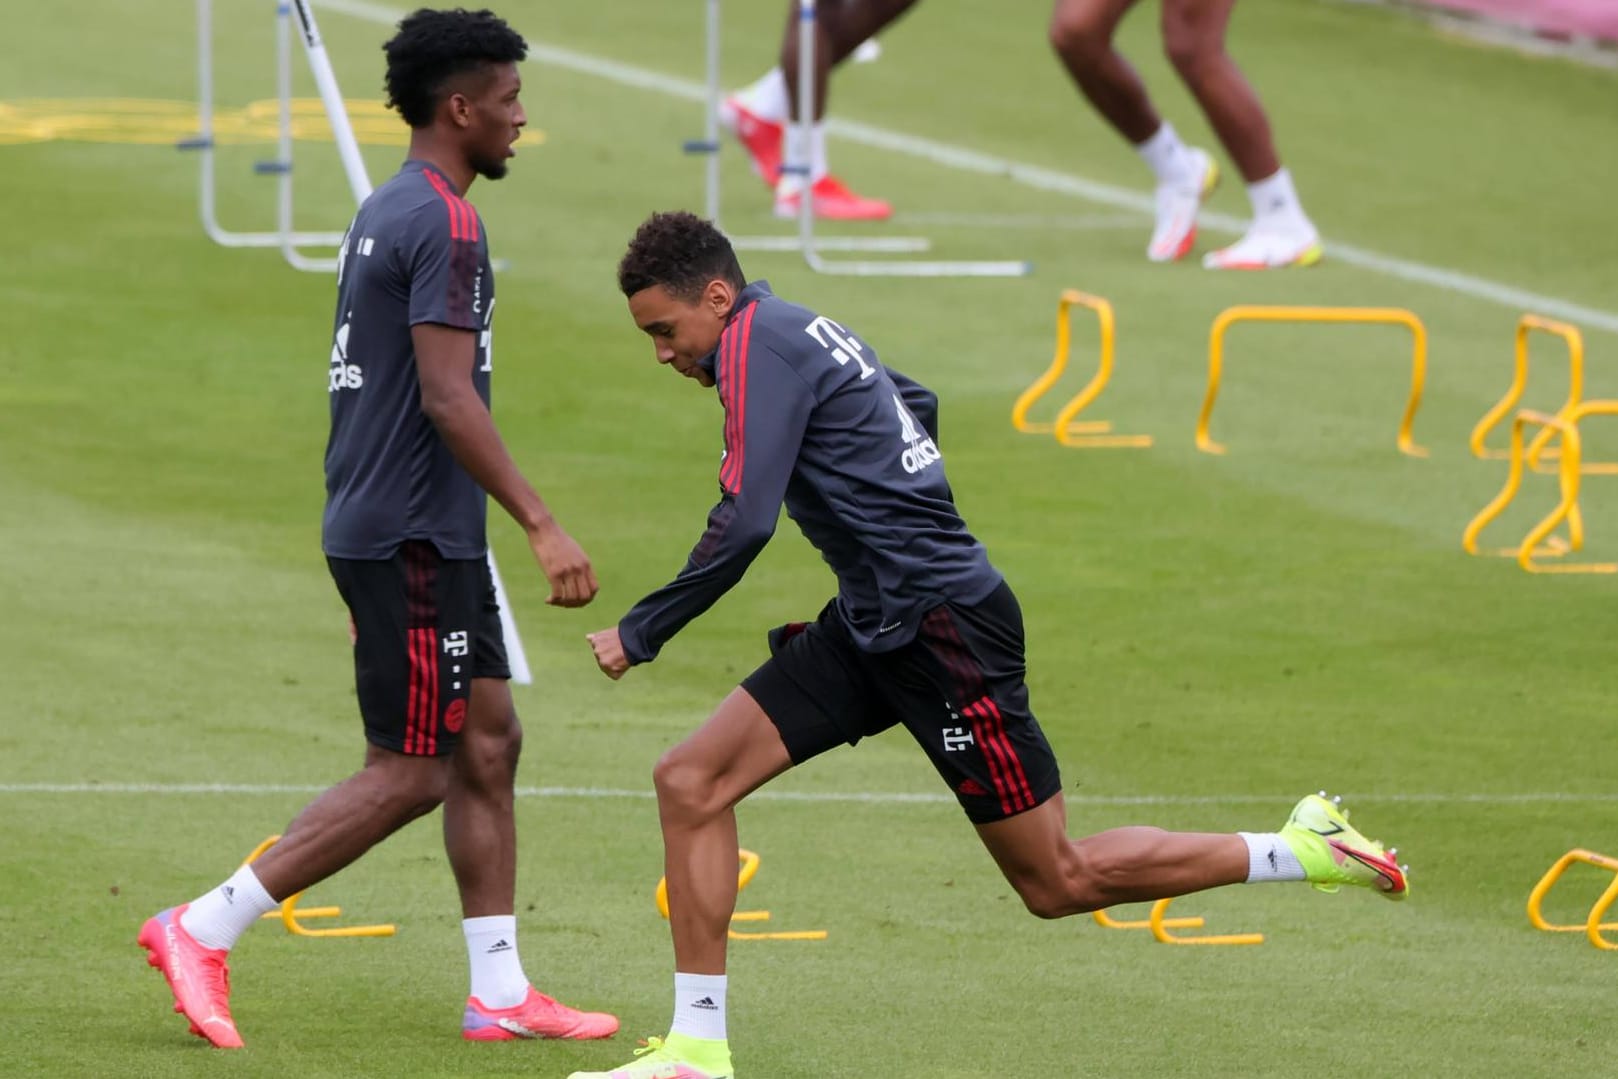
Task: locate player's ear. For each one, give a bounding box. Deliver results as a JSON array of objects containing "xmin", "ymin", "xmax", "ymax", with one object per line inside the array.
[
  {"xmin": 445, "ymin": 90, "xmax": 472, "ymax": 129},
  {"xmin": 704, "ymin": 278, "xmax": 735, "ymax": 317}
]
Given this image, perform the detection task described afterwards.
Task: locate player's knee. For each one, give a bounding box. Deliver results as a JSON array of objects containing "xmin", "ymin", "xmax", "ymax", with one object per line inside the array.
[
  {"xmin": 1047, "ymin": 4, "xmax": 1111, "ymax": 64},
  {"xmin": 651, "ymin": 745, "xmax": 724, "ymax": 823},
  {"xmin": 455, "ymin": 706, "xmax": 523, "ymax": 790},
  {"xmin": 1016, "ymin": 881, "xmax": 1083, "ymax": 920},
  {"xmin": 1009, "ymin": 841, "xmax": 1126, "ymax": 918},
  {"xmin": 482, "ymin": 704, "xmax": 524, "ymax": 771},
  {"xmin": 368, "ymin": 752, "xmax": 451, "ymax": 818},
  {"xmin": 1162, "ymin": 22, "xmax": 1221, "ymax": 78}
]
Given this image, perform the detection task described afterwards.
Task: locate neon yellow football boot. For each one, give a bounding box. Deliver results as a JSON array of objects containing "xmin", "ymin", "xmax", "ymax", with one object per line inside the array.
[
  {"xmin": 567, "ymin": 1033, "xmax": 733, "ymax": 1079},
  {"xmin": 1281, "ymin": 792, "xmax": 1409, "ymax": 901}
]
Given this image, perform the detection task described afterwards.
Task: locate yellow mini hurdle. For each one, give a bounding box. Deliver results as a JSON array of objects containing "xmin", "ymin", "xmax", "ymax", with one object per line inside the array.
[
  {"xmin": 1092, "ymin": 898, "xmax": 1263, "ymax": 946},
  {"xmin": 1195, "ymin": 306, "xmax": 1428, "ymax": 457},
  {"xmin": 1469, "ymin": 314, "xmax": 1616, "ymax": 476},
  {"xmin": 1011, "ymin": 290, "xmax": 1152, "ymax": 449},
  {"xmin": 656, "ymin": 848, "xmax": 826, "ymax": 942},
  {"xmin": 243, "ymin": 835, "xmax": 396, "ymax": 938},
  {"xmin": 1527, "ymin": 848, "xmax": 1618, "ymax": 951},
  {"xmin": 1462, "ymin": 403, "xmax": 1618, "ymax": 574}
]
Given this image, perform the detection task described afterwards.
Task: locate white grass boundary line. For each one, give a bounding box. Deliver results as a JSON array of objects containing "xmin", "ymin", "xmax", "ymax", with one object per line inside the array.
[
  {"xmin": 312, "ymin": 0, "xmax": 1618, "ymax": 334},
  {"xmin": 5, "ymin": 782, "xmax": 1617, "ymax": 805},
  {"xmin": 893, "ymin": 211, "xmax": 1144, "ymax": 232}
]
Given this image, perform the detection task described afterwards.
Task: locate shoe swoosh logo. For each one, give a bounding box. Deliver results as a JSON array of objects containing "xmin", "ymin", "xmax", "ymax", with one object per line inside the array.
[{"xmin": 1328, "ymin": 839, "xmax": 1402, "ymax": 890}]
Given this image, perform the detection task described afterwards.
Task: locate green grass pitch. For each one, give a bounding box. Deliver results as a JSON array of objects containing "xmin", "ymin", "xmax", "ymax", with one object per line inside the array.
[{"xmin": 2, "ymin": 0, "xmax": 1616, "ymax": 1075}]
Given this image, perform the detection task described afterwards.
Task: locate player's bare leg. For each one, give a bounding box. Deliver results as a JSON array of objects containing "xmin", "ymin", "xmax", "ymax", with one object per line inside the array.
[
  {"xmin": 1049, "ymin": 0, "xmax": 1220, "ymax": 261},
  {"xmin": 450, "ymin": 677, "xmax": 618, "ymax": 1040},
  {"xmin": 445, "ymin": 678, "xmax": 521, "ymax": 918},
  {"xmin": 1160, "ymin": 0, "xmax": 1321, "ymax": 267},
  {"xmin": 975, "ymin": 790, "xmax": 1408, "ymax": 919},
  {"xmin": 138, "ymin": 747, "xmax": 447, "ymax": 1049},
  {"xmin": 976, "ymin": 793, "xmax": 1247, "ymax": 916},
  {"xmin": 656, "ymin": 687, "xmax": 795, "ymax": 973},
  {"xmin": 768, "ymin": 0, "xmax": 904, "ymax": 219},
  {"xmin": 252, "ymin": 746, "xmax": 449, "ymax": 899},
  {"xmin": 569, "ymin": 687, "xmax": 793, "ymax": 1078},
  {"xmin": 725, "ymin": 0, "xmax": 918, "ymax": 210}
]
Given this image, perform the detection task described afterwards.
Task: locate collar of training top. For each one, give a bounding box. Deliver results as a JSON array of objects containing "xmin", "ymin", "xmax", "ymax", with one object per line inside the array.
[{"xmin": 697, "ymin": 279, "xmax": 773, "ymax": 378}]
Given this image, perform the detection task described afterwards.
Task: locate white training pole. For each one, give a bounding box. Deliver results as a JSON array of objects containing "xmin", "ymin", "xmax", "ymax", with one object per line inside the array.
[
  {"xmin": 482, "ymin": 540, "xmax": 534, "ymax": 686},
  {"xmin": 183, "ymin": 0, "xmax": 347, "ymax": 251},
  {"xmin": 288, "ymin": 0, "xmax": 372, "ymax": 207},
  {"xmin": 702, "ymin": 0, "xmax": 721, "ymax": 223},
  {"xmin": 794, "ymin": 0, "xmax": 1032, "ymax": 277},
  {"xmin": 276, "ymin": 1, "xmax": 342, "ymax": 272}
]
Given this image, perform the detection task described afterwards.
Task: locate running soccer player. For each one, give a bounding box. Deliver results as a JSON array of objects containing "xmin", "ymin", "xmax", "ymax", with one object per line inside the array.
[
  {"xmin": 137, "ymin": 8, "xmax": 616, "ymax": 1049},
  {"xmin": 573, "ymin": 211, "xmax": 1406, "ymax": 1078}
]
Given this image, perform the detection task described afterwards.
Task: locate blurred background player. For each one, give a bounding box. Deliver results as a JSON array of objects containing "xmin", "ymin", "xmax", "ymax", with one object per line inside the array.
[
  {"xmin": 135, "ymin": 8, "xmax": 615, "ymax": 1050},
  {"xmin": 720, "ymin": 0, "xmax": 921, "ymax": 221},
  {"xmin": 1048, "ymin": 0, "xmax": 1321, "ymax": 267}
]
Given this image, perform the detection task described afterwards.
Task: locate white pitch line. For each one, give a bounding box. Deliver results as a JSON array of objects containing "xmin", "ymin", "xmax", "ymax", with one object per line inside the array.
[
  {"xmin": 894, "ymin": 211, "xmax": 1144, "ymax": 232},
  {"xmin": 314, "ymin": 0, "xmax": 1618, "ymax": 334},
  {"xmin": 4, "ymin": 782, "xmax": 1617, "ymax": 805}
]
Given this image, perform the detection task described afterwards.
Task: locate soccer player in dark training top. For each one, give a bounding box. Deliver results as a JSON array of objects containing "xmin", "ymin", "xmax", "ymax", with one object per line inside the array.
[
  {"xmin": 138, "ymin": 7, "xmax": 617, "ymax": 1050},
  {"xmin": 576, "ymin": 211, "xmax": 1409, "ymax": 1079}
]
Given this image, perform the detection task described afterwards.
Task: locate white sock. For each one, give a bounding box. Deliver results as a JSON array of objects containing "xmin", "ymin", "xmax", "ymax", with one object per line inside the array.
[
  {"xmin": 735, "ymin": 67, "xmax": 789, "ymax": 123},
  {"xmin": 464, "ymin": 915, "xmax": 529, "ymax": 1008},
  {"xmin": 1246, "ymin": 167, "xmax": 1312, "ymax": 231},
  {"xmin": 779, "ymin": 122, "xmax": 828, "ymax": 190},
  {"xmin": 669, "ymin": 971, "xmax": 728, "ymax": 1041},
  {"xmin": 1239, "ymin": 832, "xmax": 1307, "ymax": 882},
  {"xmin": 1135, "ymin": 122, "xmax": 1197, "ymax": 187},
  {"xmin": 180, "ymin": 865, "xmax": 279, "ymax": 951}
]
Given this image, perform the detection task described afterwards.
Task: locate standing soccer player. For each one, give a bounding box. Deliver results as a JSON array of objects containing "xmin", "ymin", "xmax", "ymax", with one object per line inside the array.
[
  {"xmin": 138, "ymin": 8, "xmax": 617, "ymax": 1049},
  {"xmin": 575, "ymin": 212, "xmax": 1407, "ymax": 1079}
]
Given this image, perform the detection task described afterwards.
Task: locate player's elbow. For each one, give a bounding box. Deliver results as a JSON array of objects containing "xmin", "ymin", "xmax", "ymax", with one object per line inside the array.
[{"xmin": 419, "ymin": 380, "xmax": 470, "ymax": 426}]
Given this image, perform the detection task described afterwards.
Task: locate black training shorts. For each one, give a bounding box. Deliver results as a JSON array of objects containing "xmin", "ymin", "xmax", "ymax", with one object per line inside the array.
[
  {"xmin": 326, "ymin": 539, "xmax": 510, "ymax": 756},
  {"xmin": 741, "ymin": 581, "xmax": 1062, "ymax": 824}
]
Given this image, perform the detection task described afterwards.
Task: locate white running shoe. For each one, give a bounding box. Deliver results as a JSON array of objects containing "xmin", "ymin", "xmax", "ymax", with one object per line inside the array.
[
  {"xmin": 1147, "ymin": 148, "xmax": 1219, "ymax": 263},
  {"xmin": 1203, "ymin": 220, "xmax": 1324, "ymax": 270}
]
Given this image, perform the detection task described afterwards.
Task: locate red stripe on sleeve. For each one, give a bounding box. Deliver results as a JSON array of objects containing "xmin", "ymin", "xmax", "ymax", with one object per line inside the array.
[
  {"xmin": 424, "ymin": 170, "xmax": 467, "ymax": 241},
  {"xmin": 719, "ymin": 304, "xmax": 757, "ymax": 495},
  {"xmin": 718, "ymin": 318, "xmax": 738, "ymax": 492}
]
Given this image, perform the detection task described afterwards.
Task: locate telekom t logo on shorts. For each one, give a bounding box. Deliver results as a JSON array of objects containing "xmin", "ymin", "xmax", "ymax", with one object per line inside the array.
[{"xmin": 942, "ymin": 727, "xmax": 975, "ymax": 752}]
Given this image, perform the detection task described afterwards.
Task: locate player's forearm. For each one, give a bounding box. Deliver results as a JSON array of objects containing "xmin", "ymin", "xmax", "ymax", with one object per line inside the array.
[
  {"xmin": 619, "ymin": 516, "xmax": 773, "ymax": 664},
  {"xmin": 423, "ymin": 389, "xmax": 553, "ymax": 532}
]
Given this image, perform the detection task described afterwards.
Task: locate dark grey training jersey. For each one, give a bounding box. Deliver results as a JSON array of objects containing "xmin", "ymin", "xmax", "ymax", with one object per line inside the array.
[
  {"xmin": 322, "ymin": 160, "xmax": 494, "ymax": 560},
  {"xmin": 619, "ymin": 281, "xmax": 1003, "ymax": 665}
]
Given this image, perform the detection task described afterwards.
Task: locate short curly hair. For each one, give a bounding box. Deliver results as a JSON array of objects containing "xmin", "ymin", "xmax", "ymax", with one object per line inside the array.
[
  {"xmin": 383, "ymin": 8, "xmax": 527, "ymax": 129},
  {"xmin": 617, "ymin": 212, "xmax": 746, "ymax": 301}
]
